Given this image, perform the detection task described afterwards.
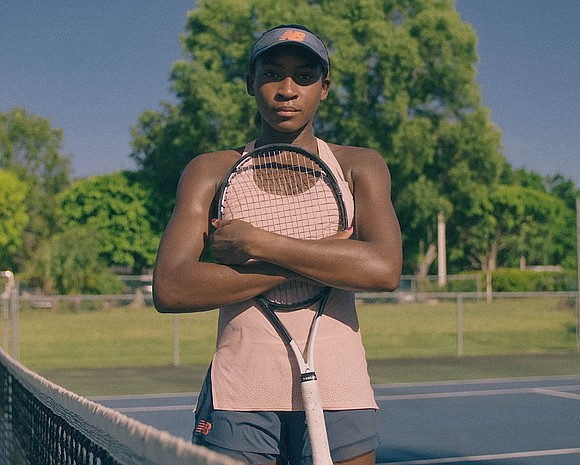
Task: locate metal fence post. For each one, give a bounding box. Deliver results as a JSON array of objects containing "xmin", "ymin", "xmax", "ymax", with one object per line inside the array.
[
  {"xmin": 576, "ymin": 197, "xmax": 580, "ymax": 352},
  {"xmin": 457, "ymin": 295, "xmax": 464, "ymax": 356},
  {"xmin": 173, "ymin": 314, "xmax": 180, "ymax": 366}
]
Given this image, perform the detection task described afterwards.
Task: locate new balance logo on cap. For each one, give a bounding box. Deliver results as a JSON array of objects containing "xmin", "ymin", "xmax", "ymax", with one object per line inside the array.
[
  {"xmin": 250, "ymin": 25, "xmax": 330, "ymax": 75},
  {"xmin": 278, "ymin": 30, "xmax": 306, "ymax": 42}
]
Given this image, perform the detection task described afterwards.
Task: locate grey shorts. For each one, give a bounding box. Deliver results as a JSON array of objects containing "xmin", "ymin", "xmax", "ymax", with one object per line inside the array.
[{"xmin": 192, "ymin": 368, "xmax": 379, "ymax": 465}]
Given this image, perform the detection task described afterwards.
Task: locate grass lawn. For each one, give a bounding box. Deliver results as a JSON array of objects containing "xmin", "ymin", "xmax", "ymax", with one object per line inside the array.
[{"xmin": 6, "ymin": 296, "xmax": 579, "ymax": 395}]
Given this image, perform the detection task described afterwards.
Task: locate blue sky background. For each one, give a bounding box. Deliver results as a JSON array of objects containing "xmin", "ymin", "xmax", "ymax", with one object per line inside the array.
[{"xmin": 1, "ymin": 1, "xmax": 579, "ymax": 185}]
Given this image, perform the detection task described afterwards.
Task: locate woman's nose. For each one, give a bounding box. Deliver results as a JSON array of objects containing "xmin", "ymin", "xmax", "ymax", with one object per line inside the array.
[{"xmin": 276, "ymin": 76, "xmax": 298, "ymax": 99}]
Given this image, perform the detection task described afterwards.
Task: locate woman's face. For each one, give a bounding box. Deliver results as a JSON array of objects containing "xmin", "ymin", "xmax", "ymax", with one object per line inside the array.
[{"xmin": 247, "ymin": 46, "xmax": 330, "ymax": 134}]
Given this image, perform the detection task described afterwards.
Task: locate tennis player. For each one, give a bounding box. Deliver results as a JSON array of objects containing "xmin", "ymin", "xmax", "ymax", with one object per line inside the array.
[{"xmin": 153, "ymin": 25, "xmax": 402, "ymax": 465}]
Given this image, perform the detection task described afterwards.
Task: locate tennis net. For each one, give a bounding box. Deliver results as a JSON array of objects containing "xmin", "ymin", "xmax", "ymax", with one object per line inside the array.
[{"xmin": 0, "ymin": 348, "xmax": 239, "ymax": 465}]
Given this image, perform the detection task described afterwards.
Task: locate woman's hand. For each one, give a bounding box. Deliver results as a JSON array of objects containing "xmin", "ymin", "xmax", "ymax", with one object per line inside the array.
[
  {"xmin": 210, "ymin": 219, "xmax": 354, "ymax": 266},
  {"xmin": 210, "ymin": 218, "xmax": 262, "ymax": 265}
]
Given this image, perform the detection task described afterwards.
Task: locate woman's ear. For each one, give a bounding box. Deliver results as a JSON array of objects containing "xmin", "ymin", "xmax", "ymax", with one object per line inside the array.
[
  {"xmin": 246, "ymin": 73, "xmax": 255, "ymax": 96},
  {"xmin": 320, "ymin": 77, "xmax": 331, "ymax": 101}
]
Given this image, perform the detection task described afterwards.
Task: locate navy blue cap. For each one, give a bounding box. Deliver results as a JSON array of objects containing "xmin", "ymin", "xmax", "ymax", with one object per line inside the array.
[{"xmin": 250, "ymin": 26, "xmax": 330, "ymax": 74}]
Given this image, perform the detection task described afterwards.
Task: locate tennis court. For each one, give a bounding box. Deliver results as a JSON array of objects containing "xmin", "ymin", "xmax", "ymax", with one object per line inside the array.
[{"xmin": 96, "ymin": 375, "xmax": 580, "ymax": 465}]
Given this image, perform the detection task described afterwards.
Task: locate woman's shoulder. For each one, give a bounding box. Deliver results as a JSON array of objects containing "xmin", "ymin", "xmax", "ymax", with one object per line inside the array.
[
  {"xmin": 183, "ymin": 148, "xmax": 242, "ymax": 176},
  {"xmin": 326, "ymin": 142, "xmax": 383, "ymax": 161},
  {"xmin": 325, "ymin": 142, "xmax": 388, "ymax": 175},
  {"xmin": 178, "ymin": 148, "xmax": 243, "ymax": 192}
]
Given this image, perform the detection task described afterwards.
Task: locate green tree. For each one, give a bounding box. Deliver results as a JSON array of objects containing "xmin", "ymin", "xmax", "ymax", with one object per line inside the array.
[
  {"xmin": 0, "ymin": 107, "xmax": 71, "ymax": 267},
  {"xmin": 546, "ymin": 174, "xmax": 580, "ymax": 210},
  {"xmin": 23, "ymin": 228, "xmax": 124, "ymax": 295},
  {"xmin": 0, "ymin": 170, "xmax": 29, "ymax": 269},
  {"xmin": 396, "ymin": 175, "xmax": 452, "ymax": 274},
  {"xmin": 434, "ymin": 107, "xmax": 506, "ymax": 271},
  {"xmin": 491, "ymin": 185, "xmax": 575, "ymax": 270},
  {"xmin": 131, "ymin": 0, "xmax": 506, "ymax": 273},
  {"xmin": 58, "ymin": 172, "xmax": 159, "ymax": 272}
]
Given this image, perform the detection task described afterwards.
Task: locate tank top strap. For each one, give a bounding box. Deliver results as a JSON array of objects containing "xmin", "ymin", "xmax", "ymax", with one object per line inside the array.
[
  {"xmin": 242, "ymin": 140, "xmax": 256, "ymax": 155},
  {"xmin": 315, "ymin": 138, "xmax": 354, "ymax": 227},
  {"xmin": 242, "ymin": 138, "xmax": 353, "ymax": 224},
  {"xmin": 243, "ymin": 139, "xmax": 343, "ymax": 178},
  {"xmin": 316, "ymin": 138, "xmax": 347, "ymax": 184}
]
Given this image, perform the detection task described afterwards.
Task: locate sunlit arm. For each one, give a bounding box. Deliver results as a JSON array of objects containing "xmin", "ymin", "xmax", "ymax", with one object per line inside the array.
[{"xmin": 152, "ymin": 154, "xmax": 302, "ymax": 314}]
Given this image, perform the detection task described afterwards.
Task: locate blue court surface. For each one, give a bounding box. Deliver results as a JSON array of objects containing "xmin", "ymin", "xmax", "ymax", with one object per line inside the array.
[{"xmin": 94, "ymin": 375, "xmax": 580, "ymax": 465}]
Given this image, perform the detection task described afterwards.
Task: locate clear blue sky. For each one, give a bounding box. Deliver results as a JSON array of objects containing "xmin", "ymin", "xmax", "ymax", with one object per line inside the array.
[{"xmin": 2, "ymin": 1, "xmax": 579, "ymax": 186}]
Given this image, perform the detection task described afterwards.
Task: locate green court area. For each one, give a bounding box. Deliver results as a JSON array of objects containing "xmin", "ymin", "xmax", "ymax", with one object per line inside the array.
[{"xmin": 9, "ymin": 296, "xmax": 580, "ymax": 395}]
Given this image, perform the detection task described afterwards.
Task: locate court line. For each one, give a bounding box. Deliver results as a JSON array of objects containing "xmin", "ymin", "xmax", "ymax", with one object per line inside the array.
[
  {"xmin": 534, "ymin": 388, "xmax": 580, "ymax": 401},
  {"xmin": 373, "ymin": 374, "xmax": 580, "ymax": 390},
  {"xmin": 375, "ymin": 384, "xmax": 580, "ymax": 401},
  {"xmin": 115, "ymin": 404, "xmax": 194, "ymax": 413},
  {"xmin": 380, "ymin": 447, "xmax": 580, "ymax": 464}
]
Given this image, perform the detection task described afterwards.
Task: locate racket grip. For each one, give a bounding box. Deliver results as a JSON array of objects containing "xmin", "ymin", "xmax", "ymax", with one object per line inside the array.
[{"xmin": 301, "ymin": 372, "xmax": 333, "ymax": 465}]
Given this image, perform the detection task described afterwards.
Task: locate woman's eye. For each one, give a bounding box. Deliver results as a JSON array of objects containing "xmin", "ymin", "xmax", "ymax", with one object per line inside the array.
[
  {"xmin": 264, "ymin": 71, "xmax": 280, "ymax": 79},
  {"xmin": 295, "ymin": 73, "xmax": 318, "ymax": 85}
]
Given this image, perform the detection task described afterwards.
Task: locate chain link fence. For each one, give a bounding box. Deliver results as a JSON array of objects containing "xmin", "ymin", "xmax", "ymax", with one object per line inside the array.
[{"xmin": 2, "ymin": 273, "xmax": 580, "ymax": 365}]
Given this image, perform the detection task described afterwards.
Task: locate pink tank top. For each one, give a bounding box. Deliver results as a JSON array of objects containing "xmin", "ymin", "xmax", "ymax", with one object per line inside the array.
[{"xmin": 211, "ymin": 139, "xmax": 377, "ymax": 411}]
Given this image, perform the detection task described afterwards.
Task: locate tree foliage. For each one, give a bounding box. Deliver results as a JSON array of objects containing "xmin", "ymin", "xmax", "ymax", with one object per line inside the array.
[
  {"xmin": 23, "ymin": 228, "xmax": 124, "ymax": 295},
  {"xmin": 0, "ymin": 170, "xmax": 29, "ymax": 269},
  {"xmin": 0, "ymin": 107, "xmax": 71, "ymax": 268},
  {"xmin": 130, "ymin": 0, "xmax": 510, "ymax": 273},
  {"xmin": 58, "ymin": 172, "xmax": 159, "ymax": 272},
  {"xmin": 1, "ymin": 1, "xmax": 575, "ymax": 289}
]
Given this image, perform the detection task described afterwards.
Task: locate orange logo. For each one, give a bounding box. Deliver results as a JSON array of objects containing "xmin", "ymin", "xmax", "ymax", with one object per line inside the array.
[
  {"xmin": 279, "ymin": 30, "xmax": 306, "ymax": 43},
  {"xmin": 195, "ymin": 419, "xmax": 212, "ymax": 435}
]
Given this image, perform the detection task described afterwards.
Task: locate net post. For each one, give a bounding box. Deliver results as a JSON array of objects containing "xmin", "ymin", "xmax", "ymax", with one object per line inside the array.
[
  {"xmin": 2, "ymin": 296, "xmax": 8, "ymax": 353},
  {"xmin": 11, "ymin": 280, "xmax": 19, "ymax": 361},
  {"xmin": 0, "ymin": 272, "xmax": 15, "ymax": 356}
]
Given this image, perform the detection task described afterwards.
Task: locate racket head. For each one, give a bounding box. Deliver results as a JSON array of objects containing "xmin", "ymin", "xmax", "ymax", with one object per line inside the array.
[{"xmin": 217, "ymin": 144, "xmax": 348, "ymax": 309}]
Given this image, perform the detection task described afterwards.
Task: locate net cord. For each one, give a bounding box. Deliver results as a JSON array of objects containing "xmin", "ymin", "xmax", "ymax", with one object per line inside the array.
[{"xmin": 0, "ymin": 348, "xmax": 242, "ymax": 465}]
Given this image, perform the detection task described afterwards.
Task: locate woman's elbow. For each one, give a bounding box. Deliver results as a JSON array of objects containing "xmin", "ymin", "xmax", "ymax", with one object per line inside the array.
[
  {"xmin": 153, "ymin": 280, "xmax": 215, "ymax": 314},
  {"xmin": 152, "ymin": 279, "xmax": 191, "ymax": 314},
  {"xmin": 368, "ymin": 261, "xmax": 401, "ymax": 292},
  {"xmin": 381, "ymin": 273, "xmax": 401, "ymax": 292},
  {"xmin": 152, "ymin": 284, "xmax": 178, "ymax": 313}
]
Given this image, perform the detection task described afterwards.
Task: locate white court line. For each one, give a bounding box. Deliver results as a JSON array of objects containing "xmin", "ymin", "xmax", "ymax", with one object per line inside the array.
[
  {"xmin": 115, "ymin": 404, "xmax": 194, "ymax": 413},
  {"xmin": 534, "ymin": 388, "xmax": 580, "ymax": 401},
  {"xmin": 375, "ymin": 384, "xmax": 580, "ymax": 401},
  {"xmin": 373, "ymin": 374, "xmax": 580, "ymax": 390},
  {"xmin": 380, "ymin": 447, "xmax": 580, "ymax": 464}
]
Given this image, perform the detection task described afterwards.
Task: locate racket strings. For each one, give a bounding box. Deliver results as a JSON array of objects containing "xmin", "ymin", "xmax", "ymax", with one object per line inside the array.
[{"xmin": 222, "ymin": 148, "xmax": 344, "ymax": 307}]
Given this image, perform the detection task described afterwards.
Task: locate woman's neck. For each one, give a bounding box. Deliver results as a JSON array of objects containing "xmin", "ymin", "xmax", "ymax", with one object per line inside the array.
[{"xmin": 256, "ymin": 124, "xmax": 319, "ymax": 154}]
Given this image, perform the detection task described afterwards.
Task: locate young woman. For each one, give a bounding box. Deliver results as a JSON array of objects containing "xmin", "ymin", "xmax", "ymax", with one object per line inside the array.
[{"xmin": 153, "ymin": 25, "xmax": 402, "ymax": 465}]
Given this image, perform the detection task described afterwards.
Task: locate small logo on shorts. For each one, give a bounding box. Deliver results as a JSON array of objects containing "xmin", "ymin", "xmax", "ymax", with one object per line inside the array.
[{"xmin": 195, "ymin": 419, "xmax": 212, "ymax": 435}]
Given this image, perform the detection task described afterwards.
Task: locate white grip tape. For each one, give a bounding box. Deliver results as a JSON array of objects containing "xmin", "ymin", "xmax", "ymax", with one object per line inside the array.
[{"xmin": 301, "ymin": 373, "xmax": 333, "ymax": 465}]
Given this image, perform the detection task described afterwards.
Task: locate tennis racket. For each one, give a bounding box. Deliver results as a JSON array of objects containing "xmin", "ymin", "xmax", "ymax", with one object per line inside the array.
[{"xmin": 216, "ymin": 143, "xmax": 348, "ymax": 465}]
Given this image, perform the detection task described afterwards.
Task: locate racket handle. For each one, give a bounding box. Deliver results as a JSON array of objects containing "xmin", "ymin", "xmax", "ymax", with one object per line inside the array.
[{"xmin": 301, "ymin": 372, "xmax": 333, "ymax": 465}]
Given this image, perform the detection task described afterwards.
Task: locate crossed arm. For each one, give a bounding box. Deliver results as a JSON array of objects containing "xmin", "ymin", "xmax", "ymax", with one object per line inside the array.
[{"xmin": 153, "ymin": 148, "xmax": 402, "ymax": 313}]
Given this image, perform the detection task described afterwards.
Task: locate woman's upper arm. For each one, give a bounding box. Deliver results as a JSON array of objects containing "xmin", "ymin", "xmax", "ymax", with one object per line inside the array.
[
  {"xmin": 350, "ymin": 149, "xmax": 402, "ymax": 289},
  {"xmin": 157, "ymin": 157, "xmax": 215, "ymax": 267},
  {"xmin": 152, "ymin": 155, "xmax": 220, "ymax": 309}
]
